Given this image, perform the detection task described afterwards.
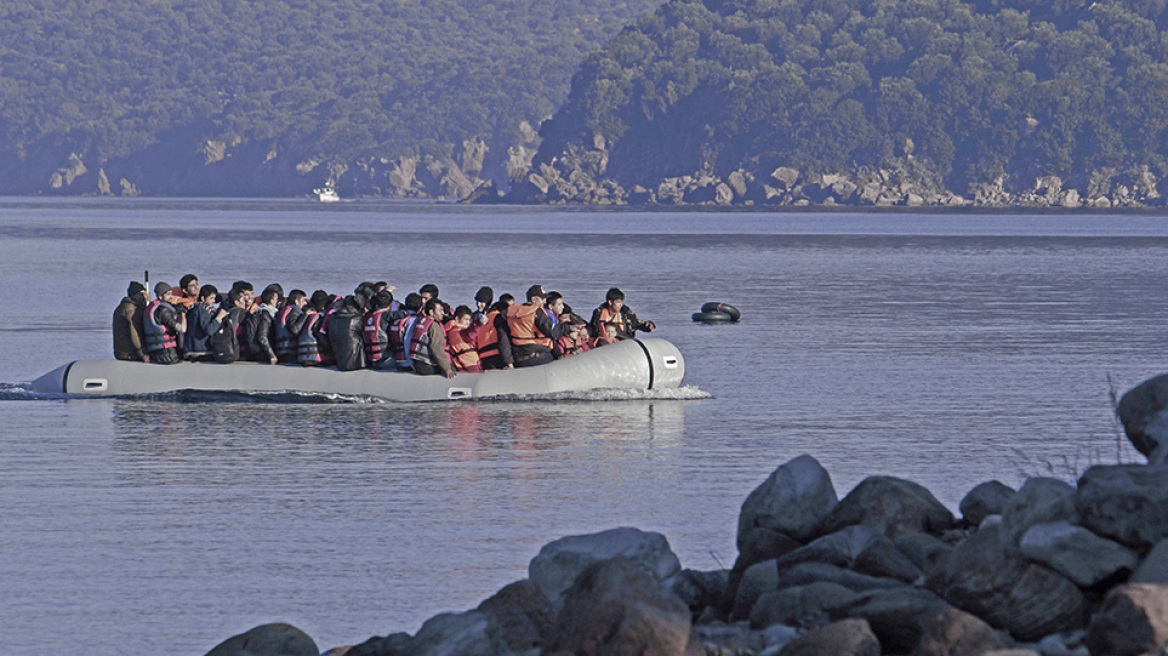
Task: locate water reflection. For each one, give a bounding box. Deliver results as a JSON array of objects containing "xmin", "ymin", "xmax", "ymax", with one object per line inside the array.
[{"xmin": 109, "ymin": 398, "xmax": 688, "ymax": 485}]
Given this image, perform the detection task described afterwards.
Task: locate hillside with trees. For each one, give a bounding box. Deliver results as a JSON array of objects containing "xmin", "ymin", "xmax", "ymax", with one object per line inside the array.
[
  {"xmin": 0, "ymin": 0, "xmax": 659, "ymax": 197},
  {"xmin": 510, "ymin": 0, "xmax": 1168, "ymax": 206}
]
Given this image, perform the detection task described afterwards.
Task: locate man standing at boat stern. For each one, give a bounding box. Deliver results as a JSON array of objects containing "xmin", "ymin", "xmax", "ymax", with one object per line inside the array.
[{"xmin": 113, "ymin": 280, "xmax": 151, "ymax": 362}]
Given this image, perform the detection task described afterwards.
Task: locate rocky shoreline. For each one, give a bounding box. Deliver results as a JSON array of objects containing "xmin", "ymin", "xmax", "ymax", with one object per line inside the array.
[{"xmin": 203, "ymin": 375, "xmax": 1168, "ymax": 656}]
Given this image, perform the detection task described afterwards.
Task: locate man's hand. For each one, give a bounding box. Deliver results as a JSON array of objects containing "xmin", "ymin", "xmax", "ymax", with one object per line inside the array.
[{"xmin": 444, "ymin": 369, "xmax": 456, "ymax": 378}]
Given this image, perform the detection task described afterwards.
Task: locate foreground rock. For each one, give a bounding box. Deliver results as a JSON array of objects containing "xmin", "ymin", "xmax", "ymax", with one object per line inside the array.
[
  {"xmin": 203, "ymin": 623, "xmax": 318, "ymax": 656},
  {"xmin": 203, "ymin": 377, "xmax": 1168, "ymax": 656}
]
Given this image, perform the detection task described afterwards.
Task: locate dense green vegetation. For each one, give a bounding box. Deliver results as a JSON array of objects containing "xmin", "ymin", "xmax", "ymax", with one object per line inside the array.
[
  {"xmin": 537, "ymin": 0, "xmax": 1168, "ymax": 193},
  {"xmin": 0, "ymin": 0, "xmax": 656, "ymax": 179}
]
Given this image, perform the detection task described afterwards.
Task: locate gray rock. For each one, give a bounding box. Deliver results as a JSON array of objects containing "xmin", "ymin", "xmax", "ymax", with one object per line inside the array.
[
  {"xmin": 548, "ymin": 556, "xmax": 696, "ymax": 656},
  {"xmin": 1117, "ymin": 373, "xmax": 1168, "ymax": 457},
  {"xmin": 732, "ymin": 559, "xmax": 781, "ymax": 621},
  {"xmin": 1019, "ymin": 521, "xmax": 1139, "ymax": 587},
  {"xmin": 779, "ymin": 618, "xmax": 881, "ymax": 656},
  {"xmin": 828, "ymin": 587, "xmax": 948, "ymax": 653},
  {"xmin": 913, "ymin": 605, "xmax": 1005, "ymax": 656},
  {"xmin": 750, "ymin": 581, "xmax": 859, "ymax": 629},
  {"xmin": 409, "ymin": 611, "xmax": 502, "ymax": 656},
  {"xmin": 1084, "ymin": 583, "xmax": 1168, "ymax": 656},
  {"xmin": 728, "ymin": 170, "xmax": 749, "ymax": 197},
  {"xmin": 832, "ymin": 179, "xmax": 858, "ymax": 201},
  {"xmin": 203, "ymin": 623, "xmax": 318, "ymax": 656},
  {"xmin": 776, "ymin": 525, "xmax": 922, "ymax": 583},
  {"xmin": 772, "ymin": 167, "xmax": 800, "ymax": 188},
  {"xmin": 1133, "ymin": 539, "xmax": 1168, "ymax": 584},
  {"xmin": 343, "ymin": 632, "xmax": 414, "ymax": 656},
  {"xmin": 715, "ymin": 182, "xmax": 734, "ymax": 205},
  {"xmin": 925, "ymin": 525, "xmax": 1086, "ymax": 641},
  {"xmin": 476, "ymin": 579, "xmax": 554, "ymax": 653},
  {"xmin": 528, "ymin": 526, "xmax": 681, "ymax": 607},
  {"xmin": 960, "ymin": 480, "xmax": 1016, "ymax": 526},
  {"xmin": 1075, "ymin": 464, "xmax": 1168, "ymax": 550},
  {"xmin": 1001, "ymin": 478, "xmax": 1078, "ymax": 548},
  {"xmin": 669, "ymin": 568, "xmax": 728, "ymax": 615},
  {"xmin": 859, "ymin": 182, "xmax": 882, "ymax": 204},
  {"xmin": 893, "ymin": 532, "xmax": 951, "ymax": 572},
  {"xmin": 738, "ymin": 454, "xmax": 838, "ymax": 547},
  {"xmin": 818, "ymin": 475, "xmax": 955, "ymax": 539},
  {"xmin": 779, "ymin": 562, "xmax": 907, "ymax": 593},
  {"xmin": 726, "ymin": 528, "xmax": 802, "ymax": 614}
]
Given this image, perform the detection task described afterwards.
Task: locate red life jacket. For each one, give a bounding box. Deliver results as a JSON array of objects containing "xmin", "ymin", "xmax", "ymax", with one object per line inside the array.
[
  {"xmin": 409, "ymin": 316, "xmax": 436, "ymax": 366},
  {"xmin": 508, "ymin": 303, "xmax": 553, "ymax": 349},
  {"xmin": 595, "ymin": 305, "xmax": 628, "ymax": 336},
  {"xmin": 143, "ymin": 300, "xmax": 178, "ymax": 353},
  {"xmin": 446, "ymin": 323, "xmax": 482, "ymax": 372},
  {"xmin": 363, "ymin": 308, "xmax": 391, "ymax": 365},
  {"xmin": 476, "ymin": 310, "xmax": 502, "ymax": 358},
  {"xmin": 557, "ymin": 334, "xmax": 590, "ymax": 357}
]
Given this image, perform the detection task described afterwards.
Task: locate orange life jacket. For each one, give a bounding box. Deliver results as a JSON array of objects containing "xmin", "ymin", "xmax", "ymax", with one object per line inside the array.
[
  {"xmin": 446, "ymin": 323, "xmax": 482, "ymax": 372},
  {"xmin": 476, "ymin": 310, "xmax": 502, "ymax": 358},
  {"xmin": 507, "ymin": 303, "xmax": 553, "ymax": 349},
  {"xmin": 595, "ymin": 305, "xmax": 628, "ymax": 336}
]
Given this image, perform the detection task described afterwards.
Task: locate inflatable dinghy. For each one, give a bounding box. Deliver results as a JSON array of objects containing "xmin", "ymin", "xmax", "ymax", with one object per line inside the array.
[{"xmin": 30, "ymin": 337, "xmax": 685, "ymax": 402}]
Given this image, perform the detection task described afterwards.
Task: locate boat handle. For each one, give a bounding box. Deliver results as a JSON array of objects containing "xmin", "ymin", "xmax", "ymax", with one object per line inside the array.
[
  {"xmin": 82, "ymin": 378, "xmax": 109, "ymax": 392},
  {"xmin": 662, "ymin": 356, "xmax": 679, "ymax": 369},
  {"xmin": 447, "ymin": 387, "xmax": 473, "ymax": 399}
]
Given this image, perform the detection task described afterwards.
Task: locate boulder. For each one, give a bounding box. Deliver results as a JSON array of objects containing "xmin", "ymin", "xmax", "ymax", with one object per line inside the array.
[
  {"xmin": 548, "ymin": 556, "xmax": 697, "ymax": 656},
  {"xmin": 203, "ymin": 623, "xmax": 318, "ymax": 656},
  {"xmin": 779, "ymin": 562, "xmax": 907, "ymax": 593},
  {"xmin": 1133, "ymin": 539, "xmax": 1168, "ymax": 584},
  {"xmin": 1019, "ymin": 521, "xmax": 1139, "ymax": 587},
  {"xmin": 925, "ymin": 525, "xmax": 1086, "ymax": 641},
  {"xmin": 476, "ymin": 579, "xmax": 554, "ymax": 653},
  {"xmin": 893, "ymin": 532, "xmax": 951, "ymax": 572},
  {"xmin": 343, "ymin": 632, "xmax": 414, "ymax": 656},
  {"xmin": 728, "ymin": 170, "xmax": 749, "ymax": 197},
  {"xmin": 828, "ymin": 587, "xmax": 949, "ymax": 653},
  {"xmin": 1075, "ymin": 465, "xmax": 1168, "ymax": 550},
  {"xmin": 959, "ymin": 480, "xmax": 1016, "ymax": 527},
  {"xmin": 529, "ymin": 526, "xmax": 681, "ymax": 607},
  {"xmin": 779, "ymin": 618, "xmax": 881, "ymax": 656},
  {"xmin": 749, "ymin": 581, "xmax": 859, "ymax": 629},
  {"xmin": 818, "ymin": 476, "xmax": 954, "ymax": 539},
  {"xmin": 715, "ymin": 182, "xmax": 734, "ymax": 205},
  {"xmin": 776, "ymin": 525, "xmax": 922, "ymax": 583},
  {"xmin": 772, "ymin": 167, "xmax": 800, "ymax": 188},
  {"xmin": 1084, "ymin": 583, "xmax": 1168, "ymax": 656},
  {"xmin": 912, "ymin": 606, "xmax": 1005, "ymax": 656},
  {"xmin": 731, "ymin": 559, "xmax": 780, "ymax": 621},
  {"xmin": 408, "ymin": 611, "xmax": 503, "ymax": 656},
  {"xmin": 738, "ymin": 455, "xmax": 838, "ymax": 547},
  {"xmin": 670, "ymin": 568, "xmax": 728, "ymax": 616},
  {"xmin": 1117, "ymin": 373, "xmax": 1168, "ymax": 457},
  {"xmin": 725, "ymin": 528, "xmax": 801, "ymax": 614},
  {"xmin": 1000, "ymin": 477, "xmax": 1077, "ymax": 548}
]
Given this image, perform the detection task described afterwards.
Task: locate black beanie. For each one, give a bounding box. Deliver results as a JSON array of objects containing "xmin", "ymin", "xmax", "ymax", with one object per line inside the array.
[
  {"xmin": 127, "ymin": 281, "xmax": 146, "ymax": 297},
  {"xmin": 475, "ymin": 286, "xmax": 494, "ymax": 304}
]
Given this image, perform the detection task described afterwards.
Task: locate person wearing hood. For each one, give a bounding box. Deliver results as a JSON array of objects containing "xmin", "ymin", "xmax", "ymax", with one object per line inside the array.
[
  {"xmin": 113, "ymin": 281, "xmax": 151, "ymax": 362},
  {"xmin": 329, "ymin": 294, "xmax": 368, "ymax": 372}
]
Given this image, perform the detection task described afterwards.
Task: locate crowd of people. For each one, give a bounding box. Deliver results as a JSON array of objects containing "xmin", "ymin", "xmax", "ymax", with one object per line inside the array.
[{"xmin": 112, "ymin": 275, "xmax": 656, "ymax": 377}]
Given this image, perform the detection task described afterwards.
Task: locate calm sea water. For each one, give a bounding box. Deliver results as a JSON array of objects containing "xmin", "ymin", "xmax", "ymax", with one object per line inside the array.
[{"xmin": 1, "ymin": 199, "xmax": 1163, "ymax": 654}]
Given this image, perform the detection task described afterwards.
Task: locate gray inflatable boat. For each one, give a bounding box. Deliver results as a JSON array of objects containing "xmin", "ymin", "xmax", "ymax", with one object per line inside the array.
[{"xmin": 30, "ymin": 338, "xmax": 685, "ymax": 402}]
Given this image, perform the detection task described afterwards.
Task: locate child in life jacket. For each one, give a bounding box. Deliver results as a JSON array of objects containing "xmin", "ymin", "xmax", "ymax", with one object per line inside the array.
[
  {"xmin": 556, "ymin": 317, "xmax": 591, "ymax": 358},
  {"xmin": 591, "ymin": 321, "xmax": 620, "ymax": 348}
]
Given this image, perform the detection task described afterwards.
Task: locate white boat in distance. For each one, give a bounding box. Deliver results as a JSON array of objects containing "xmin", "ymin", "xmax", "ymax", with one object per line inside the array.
[
  {"xmin": 30, "ymin": 338, "xmax": 685, "ymax": 402},
  {"xmin": 313, "ymin": 186, "xmax": 340, "ymax": 202}
]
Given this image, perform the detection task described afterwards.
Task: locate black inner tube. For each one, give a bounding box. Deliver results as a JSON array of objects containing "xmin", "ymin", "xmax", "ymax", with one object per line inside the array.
[
  {"xmin": 692, "ymin": 311, "xmax": 735, "ymax": 323},
  {"xmin": 700, "ymin": 302, "xmax": 741, "ymax": 321}
]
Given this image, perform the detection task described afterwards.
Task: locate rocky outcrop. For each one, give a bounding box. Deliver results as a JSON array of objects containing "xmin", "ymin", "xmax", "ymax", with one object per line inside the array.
[{"xmin": 205, "ymin": 378, "xmax": 1168, "ymax": 655}]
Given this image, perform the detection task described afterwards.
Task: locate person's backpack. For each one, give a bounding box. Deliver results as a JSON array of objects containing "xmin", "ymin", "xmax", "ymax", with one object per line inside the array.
[{"xmin": 209, "ymin": 318, "xmax": 239, "ymax": 364}]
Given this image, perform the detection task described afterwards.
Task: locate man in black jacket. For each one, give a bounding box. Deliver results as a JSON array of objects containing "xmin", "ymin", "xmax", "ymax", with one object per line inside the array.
[
  {"xmin": 588, "ymin": 287, "xmax": 656, "ymax": 340},
  {"xmin": 329, "ymin": 294, "xmax": 368, "ymax": 371},
  {"xmin": 243, "ymin": 286, "xmax": 280, "ymax": 364}
]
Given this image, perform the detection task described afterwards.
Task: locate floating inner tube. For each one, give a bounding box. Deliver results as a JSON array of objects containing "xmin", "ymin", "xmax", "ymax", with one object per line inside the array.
[
  {"xmin": 699, "ymin": 302, "xmax": 741, "ymax": 321},
  {"xmin": 692, "ymin": 311, "xmax": 736, "ymax": 323}
]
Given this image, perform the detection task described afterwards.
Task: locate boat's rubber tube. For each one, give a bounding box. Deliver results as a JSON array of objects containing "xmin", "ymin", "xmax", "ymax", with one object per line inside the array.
[
  {"xmin": 700, "ymin": 302, "xmax": 741, "ymax": 321},
  {"xmin": 30, "ymin": 337, "xmax": 685, "ymax": 402},
  {"xmin": 692, "ymin": 311, "xmax": 735, "ymax": 323}
]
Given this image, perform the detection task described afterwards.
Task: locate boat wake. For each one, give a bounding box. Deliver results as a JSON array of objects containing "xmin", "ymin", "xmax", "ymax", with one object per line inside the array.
[{"xmin": 0, "ymin": 382, "xmax": 710, "ymax": 404}]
